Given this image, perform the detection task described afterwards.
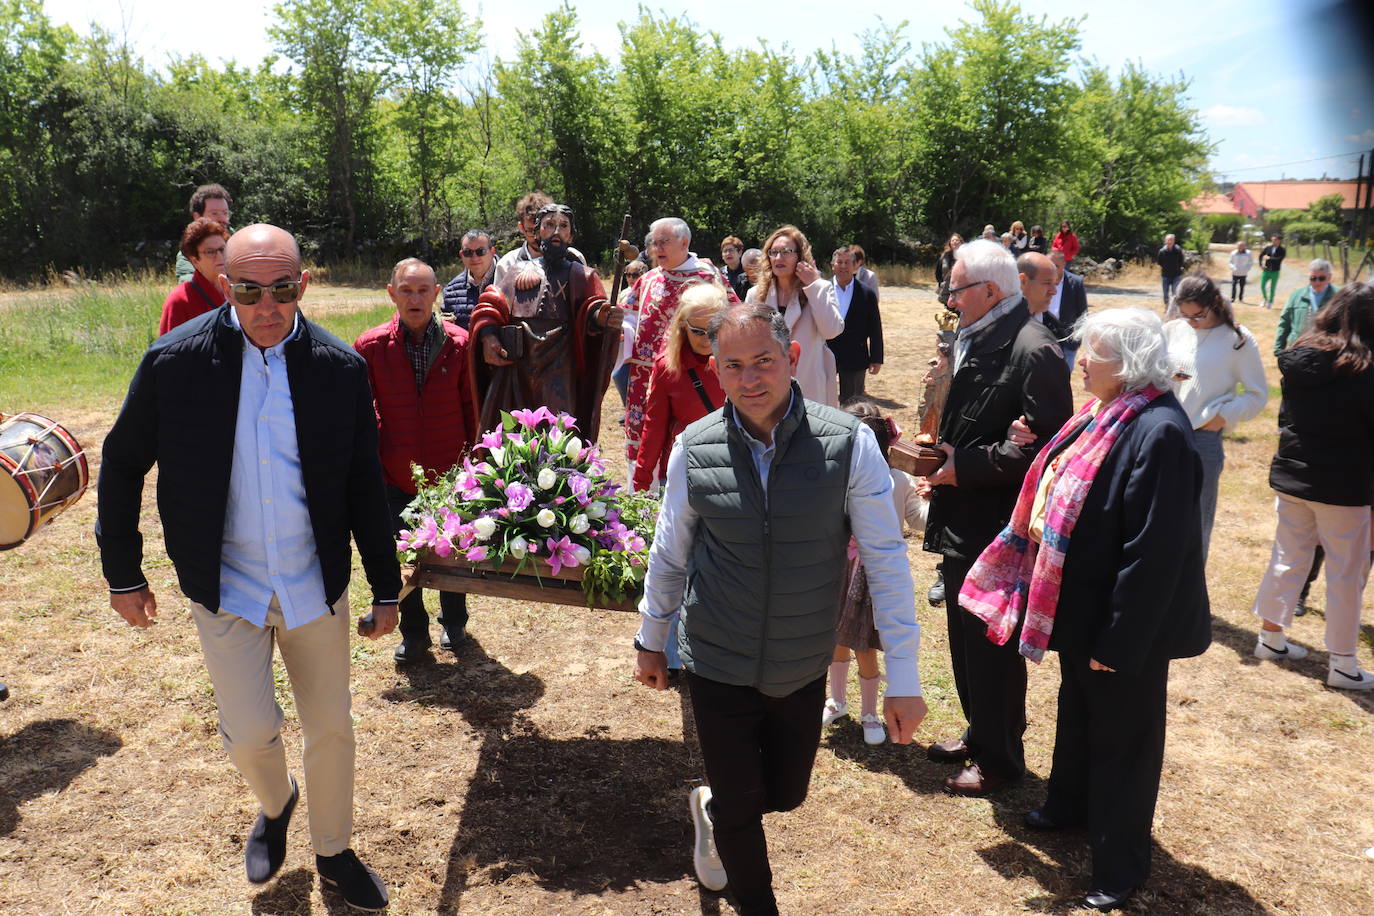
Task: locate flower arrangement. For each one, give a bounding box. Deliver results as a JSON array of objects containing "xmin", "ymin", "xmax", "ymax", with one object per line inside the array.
[{"xmin": 396, "ymin": 407, "xmax": 656, "ymax": 607}]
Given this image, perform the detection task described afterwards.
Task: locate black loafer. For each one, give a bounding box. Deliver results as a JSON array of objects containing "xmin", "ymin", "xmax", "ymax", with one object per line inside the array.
[
  {"xmin": 246, "ymin": 776, "xmax": 298, "ymax": 884},
  {"xmin": 393, "ymin": 638, "xmax": 432, "ymax": 663},
  {"xmin": 1023, "ymin": 808, "xmax": 1076, "ymax": 831},
  {"xmin": 1084, "ymin": 887, "xmax": 1135, "ymax": 911},
  {"xmin": 317, "ymin": 848, "xmax": 389, "ymax": 911}
]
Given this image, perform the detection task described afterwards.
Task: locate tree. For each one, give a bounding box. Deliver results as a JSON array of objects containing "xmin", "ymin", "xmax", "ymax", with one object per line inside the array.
[{"xmin": 1308, "ymin": 192, "xmax": 1345, "ymax": 227}]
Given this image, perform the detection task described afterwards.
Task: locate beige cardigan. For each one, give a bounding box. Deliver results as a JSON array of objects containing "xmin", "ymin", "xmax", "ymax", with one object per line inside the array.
[{"xmin": 746, "ymin": 277, "xmax": 844, "ymax": 406}]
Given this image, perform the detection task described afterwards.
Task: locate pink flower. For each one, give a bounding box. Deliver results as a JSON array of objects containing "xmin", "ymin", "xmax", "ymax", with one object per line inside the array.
[
  {"xmin": 505, "ymin": 432, "xmax": 526, "ymax": 446},
  {"xmin": 512, "ymin": 406, "xmax": 557, "ymax": 428},
  {"xmin": 544, "ymin": 535, "xmax": 580, "ymax": 574},
  {"xmin": 557, "ymin": 413, "xmax": 578, "ymax": 430},
  {"xmin": 505, "ymin": 482, "xmax": 534, "ymax": 510},
  {"xmin": 465, "ymin": 545, "xmax": 488, "ymax": 563},
  {"xmin": 479, "ymin": 430, "xmax": 504, "ymax": 450},
  {"xmin": 399, "ymin": 514, "xmax": 439, "ymax": 551}
]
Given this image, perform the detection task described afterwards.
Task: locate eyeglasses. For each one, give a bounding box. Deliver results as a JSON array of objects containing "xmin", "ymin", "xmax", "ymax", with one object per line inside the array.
[
  {"xmin": 1310, "ymin": 275, "xmax": 1329, "ymax": 282},
  {"xmin": 461, "ymin": 247, "xmax": 488, "ymax": 257},
  {"xmin": 722, "ymin": 246, "xmax": 742, "ymax": 254},
  {"xmin": 1179, "ymin": 308, "xmax": 1210, "ymax": 323},
  {"xmin": 229, "ymin": 279, "xmax": 302, "ymax": 305},
  {"xmin": 945, "ymin": 280, "xmax": 986, "ymax": 300},
  {"xmin": 685, "ymin": 323, "xmax": 709, "ymax": 337},
  {"xmin": 767, "ymin": 247, "xmax": 797, "ymax": 258}
]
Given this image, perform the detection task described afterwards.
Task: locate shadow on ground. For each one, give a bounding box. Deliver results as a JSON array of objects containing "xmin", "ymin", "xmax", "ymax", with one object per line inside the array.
[{"xmin": 0, "ymin": 718, "xmax": 122, "ymax": 835}]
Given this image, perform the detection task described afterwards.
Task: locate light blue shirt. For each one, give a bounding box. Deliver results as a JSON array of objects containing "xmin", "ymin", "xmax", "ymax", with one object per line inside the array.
[
  {"xmin": 219, "ymin": 308, "xmax": 329, "ymax": 629},
  {"xmin": 635, "ymin": 395, "xmax": 923, "ymax": 696}
]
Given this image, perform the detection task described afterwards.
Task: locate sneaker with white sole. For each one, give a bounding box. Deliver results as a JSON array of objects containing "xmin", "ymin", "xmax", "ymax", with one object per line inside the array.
[
  {"xmin": 821, "ymin": 697, "xmax": 848, "ymax": 727},
  {"xmin": 860, "ymin": 713, "xmax": 887, "ymax": 745},
  {"xmin": 1254, "ymin": 637, "xmax": 1309, "ymax": 661},
  {"xmin": 690, "ymin": 786, "xmax": 728, "ymax": 891},
  {"xmin": 1327, "ymin": 663, "xmax": 1374, "ymax": 690}
]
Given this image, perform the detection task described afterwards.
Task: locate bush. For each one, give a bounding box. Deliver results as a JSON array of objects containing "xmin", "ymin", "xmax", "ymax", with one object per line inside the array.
[
  {"xmin": 1262, "ymin": 209, "xmax": 1307, "ymax": 232},
  {"xmin": 1200, "ymin": 213, "xmax": 1244, "ymax": 241},
  {"xmin": 1282, "ymin": 220, "xmax": 1341, "ymax": 243}
]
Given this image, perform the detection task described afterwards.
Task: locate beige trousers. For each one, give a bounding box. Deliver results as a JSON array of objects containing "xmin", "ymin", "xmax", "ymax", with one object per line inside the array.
[
  {"xmin": 1252, "ymin": 493, "xmax": 1372, "ymax": 655},
  {"xmin": 191, "ymin": 594, "xmax": 354, "ymax": 856}
]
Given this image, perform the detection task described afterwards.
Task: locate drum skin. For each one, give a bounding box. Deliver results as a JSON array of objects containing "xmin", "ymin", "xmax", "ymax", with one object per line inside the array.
[{"xmin": 0, "ymin": 413, "xmax": 90, "ymax": 550}]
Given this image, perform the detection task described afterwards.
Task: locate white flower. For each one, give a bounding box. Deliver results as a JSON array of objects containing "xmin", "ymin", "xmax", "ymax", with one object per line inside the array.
[
  {"xmin": 537, "ymin": 467, "xmax": 557, "ymax": 490},
  {"xmin": 473, "ymin": 517, "xmax": 497, "ymax": 540},
  {"xmin": 569, "ymin": 513, "xmax": 590, "ymax": 534},
  {"xmin": 536, "ymin": 508, "xmax": 556, "ymax": 527},
  {"xmin": 564, "ymin": 436, "xmax": 583, "ymax": 459},
  {"xmin": 509, "ymin": 535, "xmax": 528, "ymax": 559},
  {"xmin": 586, "ymin": 501, "xmax": 607, "ymax": 519},
  {"xmin": 571, "ymin": 545, "xmax": 591, "ymax": 565},
  {"xmin": 490, "ymin": 446, "xmax": 506, "ymax": 466}
]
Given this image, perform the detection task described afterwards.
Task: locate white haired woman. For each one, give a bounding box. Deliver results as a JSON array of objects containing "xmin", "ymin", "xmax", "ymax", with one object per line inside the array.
[{"xmin": 963, "ymin": 308, "xmax": 1211, "ymax": 911}]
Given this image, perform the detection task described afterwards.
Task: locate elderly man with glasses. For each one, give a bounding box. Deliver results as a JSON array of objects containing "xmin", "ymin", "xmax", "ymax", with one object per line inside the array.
[
  {"xmin": 1275, "ymin": 259, "xmax": 1339, "ymax": 354},
  {"xmin": 914, "ymin": 238, "xmax": 1073, "ymax": 797},
  {"xmin": 96, "ymin": 224, "xmax": 400, "ymax": 910},
  {"xmin": 441, "ymin": 228, "xmax": 497, "ymax": 329}
]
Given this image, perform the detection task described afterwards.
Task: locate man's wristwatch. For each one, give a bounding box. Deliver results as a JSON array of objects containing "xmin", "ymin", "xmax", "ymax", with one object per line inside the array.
[{"xmin": 633, "ymin": 637, "xmax": 662, "ymax": 654}]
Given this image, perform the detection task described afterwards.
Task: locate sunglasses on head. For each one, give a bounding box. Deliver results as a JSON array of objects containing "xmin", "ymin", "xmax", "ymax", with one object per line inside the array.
[
  {"xmin": 229, "ymin": 279, "xmax": 301, "ymax": 305},
  {"xmin": 685, "ymin": 323, "xmax": 709, "ymax": 337},
  {"xmin": 461, "ymin": 246, "xmax": 488, "ymax": 257}
]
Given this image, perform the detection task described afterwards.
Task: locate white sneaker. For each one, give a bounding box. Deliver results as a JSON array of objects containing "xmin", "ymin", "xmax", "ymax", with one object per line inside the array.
[
  {"xmin": 821, "ymin": 697, "xmax": 848, "ymax": 726},
  {"xmin": 690, "ymin": 786, "xmax": 728, "ymax": 891},
  {"xmin": 1327, "ymin": 663, "xmax": 1374, "ymax": 690},
  {"xmin": 1254, "ymin": 636, "xmax": 1308, "ymax": 661},
  {"xmin": 860, "ymin": 713, "xmax": 887, "ymax": 745}
]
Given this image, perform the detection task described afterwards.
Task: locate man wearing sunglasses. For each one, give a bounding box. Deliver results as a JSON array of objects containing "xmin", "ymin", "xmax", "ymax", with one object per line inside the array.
[
  {"xmin": 1275, "ymin": 258, "xmax": 1340, "ymax": 354},
  {"xmin": 441, "ymin": 228, "xmax": 496, "ymax": 329},
  {"xmin": 97, "ymin": 224, "xmax": 400, "ymax": 911}
]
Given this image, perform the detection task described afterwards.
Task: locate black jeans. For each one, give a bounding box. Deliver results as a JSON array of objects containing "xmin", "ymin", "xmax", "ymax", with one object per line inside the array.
[
  {"xmin": 838, "ymin": 369, "xmax": 867, "ymax": 405},
  {"xmin": 686, "ymin": 672, "xmax": 826, "ymax": 916},
  {"xmin": 942, "ymin": 556, "xmax": 1027, "ymax": 779},
  {"xmin": 1231, "ymin": 275, "xmax": 1247, "ymax": 302},
  {"xmin": 386, "ymin": 485, "xmax": 467, "ymax": 643}
]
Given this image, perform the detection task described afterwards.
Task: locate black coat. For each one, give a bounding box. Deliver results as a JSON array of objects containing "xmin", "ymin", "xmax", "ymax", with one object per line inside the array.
[
  {"xmin": 925, "ymin": 299, "xmax": 1074, "ymax": 561},
  {"xmin": 1044, "ymin": 271, "xmax": 1088, "ymax": 342},
  {"xmin": 1157, "ymin": 244, "xmax": 1186, "ymax": 278},
  {"xmin": 96, "ymin": 304, "xmax": 402, "ymax": 610},
  {"xmin": 826, "ymin": 280, "xmax": 884, "ymax": 372},
  {"xmin": 1269, "ymin": 347, "xmax": 1374, "ymax": 507},
  {"xmin": 1049, "ymin": 392, "xmax": 1212, "ymax": 675}
]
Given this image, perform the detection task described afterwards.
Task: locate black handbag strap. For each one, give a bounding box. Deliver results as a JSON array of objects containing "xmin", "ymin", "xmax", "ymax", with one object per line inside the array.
[{"xmin": 685, "ymin": 368, "xmax": 715, "ymax": 412}]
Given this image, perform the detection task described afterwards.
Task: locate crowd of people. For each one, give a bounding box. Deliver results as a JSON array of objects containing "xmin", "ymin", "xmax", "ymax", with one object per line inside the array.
[{"xmin": 105, "ymin": 184, "xmax": 1372, "ymax": 914}]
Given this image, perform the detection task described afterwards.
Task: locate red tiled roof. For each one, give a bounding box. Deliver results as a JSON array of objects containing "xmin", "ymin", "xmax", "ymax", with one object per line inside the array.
[
  {"xmin": 1234, "ymin": 180, "xmax": 1360, "ymax": 211},
  {"xmin": 1185, "ymin": 191, "xmax": 1242, "ymax": 215}
]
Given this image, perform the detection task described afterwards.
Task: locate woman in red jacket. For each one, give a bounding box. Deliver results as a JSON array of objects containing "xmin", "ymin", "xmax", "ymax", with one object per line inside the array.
[
  {"xmin": 632, "ymin": 283, "xmax": 728, "ymax": 492},
  {"xmin": 1051, "ymin": 219, "xmax": 1080, "ymax": 265},
  {"xmin": 158, "ymin": 217, "xmax": 229, "ymax": 335}
]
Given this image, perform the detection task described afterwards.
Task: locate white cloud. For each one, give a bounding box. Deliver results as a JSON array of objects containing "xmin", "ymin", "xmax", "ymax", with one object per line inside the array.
[
  {"xmin": 1347, "ymin": 129, "xmax": 1374, "ymax": 146},
  {"xmin": 1201, "ymin": 104, "xmax": 1269, "ymax": 127}
]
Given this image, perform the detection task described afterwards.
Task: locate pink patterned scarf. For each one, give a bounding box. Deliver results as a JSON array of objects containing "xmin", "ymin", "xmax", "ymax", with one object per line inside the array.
[{"xmin": 958, "ymin": 385, "xmax": 1165, "ymax": 662}]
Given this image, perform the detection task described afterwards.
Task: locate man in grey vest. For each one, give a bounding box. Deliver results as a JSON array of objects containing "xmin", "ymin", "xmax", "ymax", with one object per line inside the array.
[{"xmin": 633, "ymin": 303, "xmax": 927, "ymax": 916}]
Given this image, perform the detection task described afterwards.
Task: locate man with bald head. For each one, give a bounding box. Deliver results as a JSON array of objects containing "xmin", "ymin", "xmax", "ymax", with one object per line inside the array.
[
  {"xmin": 97, "ymin": 224, "xmax": 399, "ymax": 910},
  {"xmin": 1045, "ymin": 249, "xmax": 1088, "ymax": 368},
  {"xmin": 1017, "ymin": 251, "xmax": 1057, "ymax": 318}
]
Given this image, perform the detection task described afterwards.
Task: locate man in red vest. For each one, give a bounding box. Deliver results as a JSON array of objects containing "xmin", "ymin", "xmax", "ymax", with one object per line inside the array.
[{"xmin": 355, "ymin": 258, "xmax": 479, "ymax": 661}]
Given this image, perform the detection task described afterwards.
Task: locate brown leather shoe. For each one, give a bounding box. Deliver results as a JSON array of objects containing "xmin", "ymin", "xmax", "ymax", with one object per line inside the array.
[
  {"xmin": 943, "ymin": 764, "xmax": 1015, "ymax": 796},
  {"xmin": 926, "ymin": 738, "xmax": 971, "ymax": 763}
]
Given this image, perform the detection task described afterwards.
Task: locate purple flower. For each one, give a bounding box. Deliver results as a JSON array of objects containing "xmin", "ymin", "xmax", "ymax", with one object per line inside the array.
[
  {"xmin": 545, "ymin": 535, "xmax": 580, "ymax": 575},
  {"xmin": 568, "ymin": 474, "xmax": 590, "ymax": 497},
  {"xmin": 505, "ymin": 482, "xmax": 534, "ymax": 511},
  {"xmin": 505, "ymin": 432, "xmax": 527, "ymax": 446}
]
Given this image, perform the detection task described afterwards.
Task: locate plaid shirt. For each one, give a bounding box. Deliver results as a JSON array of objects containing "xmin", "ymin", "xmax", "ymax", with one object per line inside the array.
[{"xmin": 403, "ymin": 315, "xmax": 440, "ymax": 391}]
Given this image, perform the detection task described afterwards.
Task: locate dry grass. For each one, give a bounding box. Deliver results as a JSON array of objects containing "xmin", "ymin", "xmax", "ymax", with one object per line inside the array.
[{"xmin": 1, "ymin": 261, "xmax": 1372, "ymax": 915}]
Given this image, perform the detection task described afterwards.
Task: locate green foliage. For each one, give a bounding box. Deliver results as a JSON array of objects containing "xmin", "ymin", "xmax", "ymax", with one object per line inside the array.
[
  {"xmin": 1308, "ymin": 193, "xmax": 1345, "ymax": 226},
  {"xmin": 1263, "ymin": 208, "xmax": 1307, "ymax": 231},
  {"xmin": 1200, "ymin": 213, "xmax": 1244, "ymax": 241},
  {"xmin": 1282, "ymin": 219, "xmax": 1341, "ymax": 243},
  {"xmin": 0, "ymin": 0, "xmax": 1214, "ymax": 278}
]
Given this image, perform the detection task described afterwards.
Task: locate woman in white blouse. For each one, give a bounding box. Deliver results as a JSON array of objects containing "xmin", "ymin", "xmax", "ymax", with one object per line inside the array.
[
  {"xmin": 746, "ymin": 225, "xmax": 844, "ymax": 405},
  {"xmin": 1165, "ymin": 274, "xmax": 1269, "ymax": 560}
]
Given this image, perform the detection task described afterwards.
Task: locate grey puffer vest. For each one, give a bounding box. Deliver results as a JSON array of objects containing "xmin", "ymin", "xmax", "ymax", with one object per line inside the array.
[{"xmin": 679, "ymin": 385, "xmax": 857, "ymax": 697}]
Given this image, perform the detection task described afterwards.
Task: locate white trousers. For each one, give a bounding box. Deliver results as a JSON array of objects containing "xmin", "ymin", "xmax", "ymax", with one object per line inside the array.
[
  {"xmin": 191, "ymin": 594, "xmax": 354, "ymax": 855},
  {"xmin": 1251, "ymin": 493, "xmax": 1371, "ymax": 655}
]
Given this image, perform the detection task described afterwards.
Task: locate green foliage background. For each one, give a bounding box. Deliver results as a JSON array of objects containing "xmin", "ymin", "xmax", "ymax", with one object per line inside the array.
[{"xmin": 0, "ymin": 0, "xmax": 1210, "ymax": 279}]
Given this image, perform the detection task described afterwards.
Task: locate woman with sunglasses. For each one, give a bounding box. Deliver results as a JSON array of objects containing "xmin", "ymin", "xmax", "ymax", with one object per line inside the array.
[
  {"xmin": 746, "ymin": 225, "xmax": 844, "ymax": 405},
  {"xmin": 1164, "ymin": 274, "xmax": 1268, "ymax": 561},
  {"xmin": 632, "ymin": 284, "xmax": 728, "ymax": 495}
]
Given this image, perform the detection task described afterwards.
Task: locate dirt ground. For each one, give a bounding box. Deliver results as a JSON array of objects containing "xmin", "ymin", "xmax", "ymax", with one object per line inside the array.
[{"xmin": 0, "ymin": 257, "xmax": 1371, "ymax": 915}]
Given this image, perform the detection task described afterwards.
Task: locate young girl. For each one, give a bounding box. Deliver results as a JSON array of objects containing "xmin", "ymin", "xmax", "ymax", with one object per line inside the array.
[{"xmin": 822, "ymin": 402, "xmax": 926, "ymax": 744}]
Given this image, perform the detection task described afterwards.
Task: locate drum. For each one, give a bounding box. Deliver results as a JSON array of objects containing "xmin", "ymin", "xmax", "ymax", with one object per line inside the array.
[{"xmin": 0, "ymin": 413, "xmax": 90, "ymax": 550}]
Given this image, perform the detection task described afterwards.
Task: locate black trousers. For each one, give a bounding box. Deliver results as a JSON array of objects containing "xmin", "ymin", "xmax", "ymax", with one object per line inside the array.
[
  {"xmin": 386, "ymin": 485, "xmax": 467, "ymax": 643},
  {"xmin": 838, "ymin": 369, "xmax": 867, "ymax": 405},
  {"xmin": 687, "ymin": 671, "xmax": 826, "ymax": 916},
  {"xmin": 1042, "ymin": 652, "xmax": 1170, "ymax": 893},
  {"xmin": 1231, "ymin": 275, "xmax": 1247, "ymax": 301},
  {"xmin": 943, "ymin": 556, "xmax": 1027, "ymax": 779}
]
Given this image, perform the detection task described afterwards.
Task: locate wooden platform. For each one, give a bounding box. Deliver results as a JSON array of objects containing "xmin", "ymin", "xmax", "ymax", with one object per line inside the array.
[{"xmin": 400, "ymin": 551, "xmax": 639, "ymax": 613}]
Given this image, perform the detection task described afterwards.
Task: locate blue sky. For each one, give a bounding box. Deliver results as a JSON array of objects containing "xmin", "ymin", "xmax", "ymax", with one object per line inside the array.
[{"xmin": 44, "ymin": 0, "xmax": 1374, "ymax": 184}]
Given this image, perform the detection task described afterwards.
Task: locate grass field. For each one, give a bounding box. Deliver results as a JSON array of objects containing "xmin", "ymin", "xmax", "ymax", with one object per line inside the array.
[{"xmin": 0, "ymin": 262, "xmax": 1371, "ymax": 915}]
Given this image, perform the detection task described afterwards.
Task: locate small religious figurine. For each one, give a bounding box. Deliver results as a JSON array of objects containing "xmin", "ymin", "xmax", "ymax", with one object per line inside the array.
[{"xmin": 469, "ymin": 203, "xmax": 623, "ymax": 441}]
